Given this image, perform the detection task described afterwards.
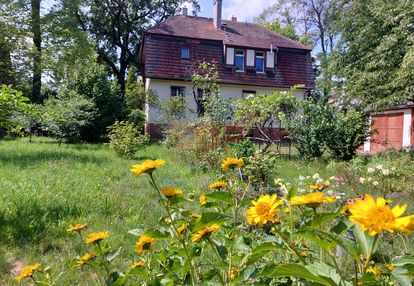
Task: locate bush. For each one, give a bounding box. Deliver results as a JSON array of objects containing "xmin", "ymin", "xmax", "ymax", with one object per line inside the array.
[
  {"xmin": 0, "ymin": 84, "xmax": 32, "ymax": 131},
  {"xmin": 325, "ymin": 109, "xmax": 370, "ymax": 160},
  {"xmin": 127, "ymin": 109, "xmax": 146, "ymax": 130},
  {"xmin": 42, "ymin": 89, "xmax": 97, "ymax": 143},
  {"xmin": 62, "ymin": 60, "xmax": 125, "ymax": 142},
  {"xmin": 108, "ymin": 120, "xmax": 148, "ymax": 158}
]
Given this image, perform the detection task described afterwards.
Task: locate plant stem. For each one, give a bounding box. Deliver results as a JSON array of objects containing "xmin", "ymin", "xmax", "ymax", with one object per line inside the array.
[
  {"xmin": 97, "ymin": 242, "xmax": 111, "ymax": 277},
  {"xmin": 361, "ymin": 235, "xmax": 379, "ymax": 285},
  {"xmin": 273, "ymin": 227, "xmax": 307, "ymax": 265},
  {"xmin": 208, "ymin": 239, "xmax": 227, "ymax": 286},
  {"xmin": 149, "ymin": 174, "xmax": 198, "ymax": 286}
]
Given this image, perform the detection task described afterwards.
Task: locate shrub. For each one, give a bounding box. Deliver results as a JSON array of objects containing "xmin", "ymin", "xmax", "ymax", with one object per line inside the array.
[
  {"xmin": 42, "ymin": 89, "xmax": 97, "ymax": 143},
  {"xmin": 127, "ymin": 108, "xmax": 146, "ymax": 130},
  {"xmin": 108, "ymin": 120, "xmax": 148, "ymax": 158},
  {"xmin": 325, "ymin": 109, "xmax": 370, "ymax": 160},
  {"xmin": 62, "ymin": 60, "xmax": 125, "ymax": 142},
  {"xmin": 0, "ymin": 84, "xmax": 32, "ymax": 131}
]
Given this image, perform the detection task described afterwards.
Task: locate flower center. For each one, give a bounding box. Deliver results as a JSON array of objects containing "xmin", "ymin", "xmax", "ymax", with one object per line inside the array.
[
  {"xmin": 143, "ymin": 242, "xmax": 152, "ymax": 250},
  {"xmin": 256, "ymin": 202, "xmax": 270, "ymax": 216},
  {"xmin": 367, "ymin": 206, "xmax": 395, "ymax": 226}
]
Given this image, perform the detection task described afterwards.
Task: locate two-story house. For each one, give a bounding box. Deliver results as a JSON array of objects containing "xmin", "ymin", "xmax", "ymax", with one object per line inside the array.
[{"xmin": 141, "ymin": 0, "xmax": 315, "ymax": 139}]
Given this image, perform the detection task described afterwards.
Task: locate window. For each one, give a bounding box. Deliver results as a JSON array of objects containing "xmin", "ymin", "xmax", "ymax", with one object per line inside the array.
[
  {"xmin": 256, "ymin": 51, "xmax": 265, "ymax": 73},
  {"xmin": 196, "ymin": 88, "xmax": 207, "ymax": 116},
  {"xmin": 242, "ymin": 90, "xmax": 256, "ymax": 98},
  {"xmin": 181, "ymin": 47, "xmax": 190, "ymax": 59},
  {"xmin": 235, "ymin": 50, "xmax": 245, "ymax": 72},
  {"xmin": 171, "ymin": 86, "xmax": 185, "ymax": 98}
]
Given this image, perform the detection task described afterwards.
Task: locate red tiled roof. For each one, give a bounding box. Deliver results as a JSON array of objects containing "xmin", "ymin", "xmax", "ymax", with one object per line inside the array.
[{"xmin": 146, "ymin": 15, "xmax": 312, "ymax": 51}]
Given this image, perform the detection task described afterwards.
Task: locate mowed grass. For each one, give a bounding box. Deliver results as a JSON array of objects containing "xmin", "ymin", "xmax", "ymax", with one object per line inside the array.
[{"xmin": 0, "ymin": 137, "xmax": 216, "ymax": 285}]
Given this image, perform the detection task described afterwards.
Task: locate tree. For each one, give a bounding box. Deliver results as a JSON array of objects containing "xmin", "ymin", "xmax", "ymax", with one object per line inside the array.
[
  {"xmin": 125, "ymin": 65, "xmax": 145, "ymax": 111},
  {"xmin": 31, "ymin": 0, "xmax": 42, "ymax": 103},
  {"xmin": 68, "ymin": 0, "xmax": 200, "ymax": 95},
  {"xmin": 330, "ymin": 0, "xmax": 414, "ymax": 106}
]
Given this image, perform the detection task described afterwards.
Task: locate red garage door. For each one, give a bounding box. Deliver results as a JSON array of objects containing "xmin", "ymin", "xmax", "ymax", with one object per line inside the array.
[{"xmin": 371, "ymin": 113, "xmax": 404, "ymax": 153}]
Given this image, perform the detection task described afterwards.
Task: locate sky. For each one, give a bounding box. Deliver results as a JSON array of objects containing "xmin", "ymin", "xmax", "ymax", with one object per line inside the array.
[{"xmin": 189, "ymin": 0, "xmax": 277, "ymax": 22}]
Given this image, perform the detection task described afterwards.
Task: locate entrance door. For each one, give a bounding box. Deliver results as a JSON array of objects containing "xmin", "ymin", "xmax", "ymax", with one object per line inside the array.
[{"xmin": 371, "ymin": 113, "xmax": 403, "ymax": 152}]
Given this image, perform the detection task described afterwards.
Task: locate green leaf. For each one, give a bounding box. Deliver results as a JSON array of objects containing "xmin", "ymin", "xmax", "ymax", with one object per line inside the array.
[
  {"xmin": 393, "ymin": 255, "xmax": 414, "ymax": 267},
  {"xmin": 287, "ymin": 185, "xmax": 298, "ymax": 200},
  {"xmin": 391, "ymin": 266, "xmax": 413, "ymax": 286},
  {"xmin": 330, "ymin": 220, "xmax": 350, "ymax": 235},
  {"xmin": 246, "ymin": 242, "xmax": 284, "ymax": 265},
  {"xmin": 213, "ymin": 240, "xmax": 228, "ymax": 261},
  {"xmin": 308, "ymin": 228, "xmax": 359, "ymax": 261},
  {"xmin": 143, "ymin": 229, "xmax": 171, "ymax": 239},
  {"xmin": 106, "ymin": 247, "xmax": 122, "ymax": 263},
  {"xmin": 206, "ymin": 191, "xmax": 233, "ymax": 204},
  {"xmin": 308, "ymin": 212, "xmax": 339, "ymax": 227},
  {"xmin": 292, "ymin": 230, "xmax": 331, "ymax": 250},
  {"xmin": 168, "ymin": 196, "xmax": 192, "ymax": 205},
  {"xmin": 305, "ymin": 262, "xmax": 346, "ymax": 285},
  {"xmin": 353, "ymin": 225, "xmax": 377, "ymax": 257},
  {"xmin": 258, "ymin": 263, "xmax": 337, "ymax": 285},
  {"xmin": 128, "ymin": 229, "xmax": 143, "ymax": 236}
]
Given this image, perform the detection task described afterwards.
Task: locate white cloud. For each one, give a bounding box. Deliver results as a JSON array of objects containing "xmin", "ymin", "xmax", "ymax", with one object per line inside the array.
[{"xmin": 222, "ymin": 0, "xmax": 278, "ymax": 22}]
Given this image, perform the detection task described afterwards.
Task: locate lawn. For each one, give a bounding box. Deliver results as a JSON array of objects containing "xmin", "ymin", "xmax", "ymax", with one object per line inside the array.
[
  {"xmin": 0, "ymin": 137, "xmax": 216, "ymax": 285},
  {"xmin": 1, "ymin": 137, "xmax": 413, "ymax": 285}
]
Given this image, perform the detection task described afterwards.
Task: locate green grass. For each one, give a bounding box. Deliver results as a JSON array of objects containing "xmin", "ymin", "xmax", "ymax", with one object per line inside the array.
[{"xmin": 0, "ymin": 137, "xmax": 216, "ymax": 285}]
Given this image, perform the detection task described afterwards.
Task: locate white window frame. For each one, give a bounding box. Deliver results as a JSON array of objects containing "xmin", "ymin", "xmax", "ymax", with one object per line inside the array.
[
  {"xmin": 235, "ymin": 50, "xmax": 245, "ymax": 72},
  {"xmin": 256, "ymin": 51, "xmax": 265, "ymax": 73}
]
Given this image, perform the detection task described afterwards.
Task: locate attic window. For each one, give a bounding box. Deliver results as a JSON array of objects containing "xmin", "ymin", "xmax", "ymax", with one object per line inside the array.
[
  {"xmin": 235, "ymin": 50, "xmax": 245, "ymax": 72},
  {"xmin": 256, "ymin": 52, "xmax": 265, "ymax": 73},
  {"xmin": 181, "ymin": 47, "xmax": 190, "ymax": 59}
]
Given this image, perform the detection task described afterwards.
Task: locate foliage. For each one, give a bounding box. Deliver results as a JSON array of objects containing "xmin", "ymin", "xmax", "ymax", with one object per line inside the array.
[
  {"xmin": 127, "ymin": 109, "xmax": 146, "ymax": 130},
  {"xmin": 125, "ymin": 66, "xmax": 146, "ymax": 112},
  {"xmin": 233, "ymin": 139, "xmax": 256, "ymax": 159},
  {"xmin": 157, "ymin": 96, "xmax": 186, "ymax": 124},
  {"xmin": 42, "ymin": 88, "xmax": 97, "ymax": 143},
  {"xmin": 191, "ymin": 62, "xmax": 233, "ymax": 129},
  {"xmin": 331, "ymin": 0, "xmax": 414, "ymax": 106},
  {"xmin": 325, "ymin": 109, "xmax": 371, "ymax": 160},
  {"xmin": 10, "ymin": 103, "xmax": 43, "ymax": 140},
  {"xmin": 108, "ymin": 120, "xmax": 148, "ymax": 159},
  {"xmin": 0, "ymin": 85, "xmax": 32, "ymax": 130},
  {"xmin": 235, "ymin": 90, "xmax": 299, "ymax": 151},
  {"xmin": 61, "ymin": 60, "xmax": 124, "ymax": 142}
]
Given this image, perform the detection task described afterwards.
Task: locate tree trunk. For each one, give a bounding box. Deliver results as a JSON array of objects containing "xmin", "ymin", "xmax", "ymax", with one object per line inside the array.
[
  {"xmin": 31, "ymin": 0, "xmax": 42, "ymax": 103},
  {"xmin": 0, "ymin": 40, "xmax": 15, "ymax": 86}
]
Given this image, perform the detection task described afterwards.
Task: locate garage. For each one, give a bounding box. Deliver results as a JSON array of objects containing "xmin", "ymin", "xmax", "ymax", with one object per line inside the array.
[{"xmin": 363, "ymin": 105, "xmax": 414, "ymax": 153}]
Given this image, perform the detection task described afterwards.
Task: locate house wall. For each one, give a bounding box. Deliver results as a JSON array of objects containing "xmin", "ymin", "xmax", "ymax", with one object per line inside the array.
[{"xmin": 145, "ymin": 78, "xmax": 307, "ymax": 139}]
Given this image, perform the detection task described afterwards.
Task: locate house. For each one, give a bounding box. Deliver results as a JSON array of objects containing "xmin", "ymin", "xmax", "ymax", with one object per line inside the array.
[
  {"xmin": 363, "ymin": 103, "xmax": 414, "ymax": 153},
  {"xmin": 141, "ymin": 0, "xmax": 315, "ymax": 139}
]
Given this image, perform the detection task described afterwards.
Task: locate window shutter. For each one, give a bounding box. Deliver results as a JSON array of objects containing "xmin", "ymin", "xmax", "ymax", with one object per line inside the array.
[
  {"xmin": 246, "ymin": 50, "xmax": 255, "ymax": 66},
  {"xmin": 266, "ymin": 51, "xmax": 275, "ymax": 68},
  {"xmin": 226, "ymin": 47, "xmax": 234, "ymax": 65}
]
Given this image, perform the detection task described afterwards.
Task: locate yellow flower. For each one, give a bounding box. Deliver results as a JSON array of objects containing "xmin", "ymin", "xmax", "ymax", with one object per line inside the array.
[
  {"xmin": 367, "ymin": 266, "xmax": 382, "ymax": 276},
  {"xmin": 191, "ymin": 224, "xmax": 220, "ymax": 242},
  {"xmin": 283, "ymin": 207, "xmax": 291, "ymax": 213},
  {"xmin": 16, "ymin": 263, "xmax": 41, "ymax": 282},
  {"xmin": 191, "ymin": 213, "xmax": 201, "ymax": 219},
  {"xmin": 85, "ymin": 231, "xmax": 109, "ymax": 244},
  {"xmin": 300, "ymin": 252, "xmax": 309, "ymax": 258},
  {"xmin": 160, "ymin": 187, "xmax": 183, "ymax": 197},
  {"xmin": 348, "ymin": 194, "xmax": 414, "ymax": 236},
  {"xmin": 135, "ymin": 235, "xmax": 156, "ymax": 254},
  {"xmin": 131, "ymin": 159, "xmax": 165, "ymax": 177},
  {"xmin": 385, "ymin": 263, "xmax": 394, "ymax": 271},
  {"xmin": 221, "ymin": 157, "xmax": 244, "ymax": 171},
  {"xmin": 290, "ymin": 192, "xmax": 336, "ymax": 206},
  {"xmin": 245, "ymin": 194, "xmax": 284, "ymax": 227},
  {"xmin": 230, "ymin": 268, "xmax": 240, "ymax": 280},
  {"xmin": 309, "ymin": 182, "xmax": 329, "ymax": 191},
  {"xmin": 177, "ymin": 223, "xmax": 187, "ymax": 235},
  {"xmin": 86, "ymin": 231, "xmax": 109, "ymax": 244},
  {"xmin": 130, "ymin": 261, "xmax": 145, "ymax": 269},
  {"xmin": 67, "ymin": 223, "xmax": 88, "ymax": 234},
  {"xmin": 208, "ymin": 181, "xmax": 228, "ymax": 190},
  {"xmin": 199, "ymin": 194, "xmax": 207, "ymax": 205},
  {"xmin": 76, "ymin": 253, "xmax": 96, "ymax": 268}
]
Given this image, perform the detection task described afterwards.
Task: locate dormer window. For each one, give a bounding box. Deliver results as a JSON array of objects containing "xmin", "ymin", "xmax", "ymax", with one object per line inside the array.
[
  {"xmin": 256, "ymin": 51, "xmax": 265, "ymax": 73},
  {"xmin": 235, "ymin": 50, "xmax": 245, "ymax": 72},
  {"xmin": 181, "ymin": 47, "xmax": 190, "ymax": 59}
]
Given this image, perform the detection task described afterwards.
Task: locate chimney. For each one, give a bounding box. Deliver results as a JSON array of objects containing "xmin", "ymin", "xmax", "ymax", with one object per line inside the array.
[
  {"xmin": 231, "ymin": 16, "xmax": 237, "ymax": 22},
  {"xmin": 214, "ymin": 0, "xmax": 222, "ymax": 29},
  {"xmin": 182, "ymin": 7, "xmax": 188, "ymax": 16}
]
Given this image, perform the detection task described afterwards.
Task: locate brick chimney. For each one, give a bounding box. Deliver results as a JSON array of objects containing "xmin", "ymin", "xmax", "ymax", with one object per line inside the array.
[
  {"xmin": 214, "ymin": 0, "xmax": 222, "ymax": 29},
  {"xmin": 182, "ymin": 7, "xmax": 188, "ymax": 16}
]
